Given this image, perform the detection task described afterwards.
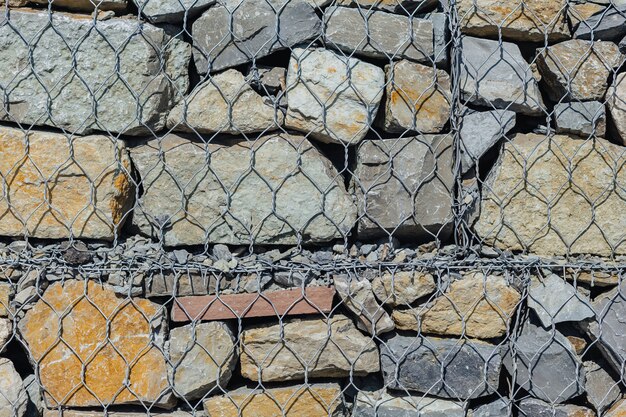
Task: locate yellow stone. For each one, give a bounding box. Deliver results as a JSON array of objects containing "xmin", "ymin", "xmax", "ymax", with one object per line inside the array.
[
  {"xmin": 607, "ymin": 400, "xmax": 626, "ymax": 417},
  {"xmin": 0, "ymin": 283, "xmax": 12, "ymax": 317},
  {"xmin": 371, "ymin": 270, "xmax": 436, "ymax": 307}
]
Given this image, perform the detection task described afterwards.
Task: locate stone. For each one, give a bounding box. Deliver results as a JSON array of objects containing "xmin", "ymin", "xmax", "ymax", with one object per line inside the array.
[
  {"xmin": 528, "ymin": 274, "xmax": 594, "ymax": 327},
  {"xmin": 537, "ymin": 40, "xmax": 622, "ymax": 101},
  {"xmin": 519, "ymin": 398, "xmax": 595, "ymax": 417},
  {"xmin": 607, "ymin": 400, "xmax": 626, "ymax": 417},
  {"xmin": 130, "ymin": 133, "xmax": 356, "ymax": 246},
  {"xmin": 59, "ymin": 241, "xmax": 92, "ymax": 265},
  {"xmin": 248, "ymin": 66, "xmax": 286, "ymax": 95},
  {"xmin": 192, "ymin": 0, "xmax": 321, "ymax": 73},
  {"xmin": 607, "ymin": 72, "xmax": 626, "ymax": 144},
  {"xmin": 133, "ymin": 0, "xmax": 214, "ymax": 22},
  {"xmin": 333, "ymin": 275, "xmax": 395, "ymax": 336},
  {"xmin": 28, "ymin": 0, "xmax": 127, "ymax": 11},
  {"xmin": 621, "ymin": 34, "xmax": 626, "ymax": 53},
  {"xmin": 554, "ymin": 101, "xmax": 606, "ymax": 137},
  {"xmin": 371, "ymin": 270, "xmax": 436, "ymax": 307},
  {"xmin": 504, "ymin": 322, "xmax": 585, "ymax": 403},
  {"xmin": 460, "ymin": 109, "xmax": 516, "ymax": 173},
  {"xmin": 380, "ymin": 334, "xmax": 502, "ymax": 399},
  {"xmin": 474, "ymin": 133, "xmax": 626, "ymax": 256},
  {"xmin": 284, "ymin": 47, "xmax": 385, "ymax": 145},
  {"xmin": 204, "ymin": 384, "xmax": 344, "ymax": 417},
  {"xmin": 0, "ymin": 126, "xmax": 133, "ymax": 240},
  {"xmin": 18, "ymin": 280, "xmax": 174, "ymax": 408},
  {"xmin": 146, "ymin": 270, "xmax": 216, "ymax": 297},
  {"xmin": 459, "ymin": 36, "xmax": 544, "ymax": 115},
  {"xmin": 378, "ymin": 60, "xmax": 451, "ymax": 134},
  {"xmin": 470, "ymin": 398, "xmax": 510, "ymax": 417},
  {"xmin": 429, "ymin": 12, "xmax": 449, "ymax": 67},
  {"xmin": 353, "ymin": 390, "xmax": 464, "ymax": 417},
  {"xmin": 456, "ymin": 0, "xmax": 570, "ymax": 42},
  {"xmin": 567, "ymin": 268, "xmax": 619, "ymax": 286},
  {"xmin": 43, "ymin": 412, "xmax": 193, "ymax": 417},
  {"xmin": 0, "ymin": 319, "xmax": 11, "ymax": 353},
  {"xmin": 324, "ymin": 6, "xmax": 434, "ymax": 64},
  {"xmin": 0, "ymin": 358, "xmax": 27, "ymax": 417},
  {"xmin": 0, "ymin": 9, "xmax": 190, "ymax": 135},
  {"xmin": 336, "ymin": 0, "xmax": 439, "ymax": 13},
  {"xmin": 584, "ymin": 359, "xmax": 621, "ymax": 414},
  {"xmin": 240, "ymin": 314, "xmax": 379, "ymax": 382},
  {"xmin": 167, "ymin": 69, "xmax": 282, "ymax": 135},
  {"xmin": 575, "ymin": 6, "xmax": 626, "ymax": 41},
  {"xmin": 352, "ymin": 135, "xmax": 454, "ymax": 240},
  {"xmin": 169, "ymin": 322, "xmax": 237, "ymax": 400},
  {"xmin": 0, "ymin": 282, "xmax": 12, "ymax": 317},
  {"xmin": 569, "ymin": 3, "xmax": 605, "ymax": 28},
  {"xmin": 393, "ymin": 273, "xmax": 521, "ymax": 339}
]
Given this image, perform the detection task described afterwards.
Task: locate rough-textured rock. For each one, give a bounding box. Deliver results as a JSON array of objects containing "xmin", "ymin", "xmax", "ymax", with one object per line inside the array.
[
  {"xmin": 393, "ymin": 273, "xmax": 521, "ymax": 339},
  {"xmin": 204, "ymin": 384, "xmax": 344, "ymax": 417},
  {"xmin": 569, "ymin": 3, "xmax": 605, "ymax": 28},
  {"xmin": 324, "ymin": 7, "xmax": 433, "ymax": 64},
  {"xmin": 353, "ymin": 390, "xmax": 464, "ymax": 417},
  {"xmin": 470, "ymin": 398, "xmax": 510, "ymax": 417},
  {"xmin": 0, "ymin": 9, "xmax": 190, "ymax": 135},
  {"xmin": 607, "ymin": 72, "xmax": 626, "ymax": 144},
  {"xmin": 353, "ymin": 135, "xmax": 454, "ymax": 240},
  {"xmin": 18, "ymin": 280, "xmax": 174, "ymax": 408},
  {"xmin": 519, "ymin": 398, "xmax": 595, "ymax": 417},
  {"xmin": 504, "ymin": 322, "xmax": 585, "ymax": 403},
  {"xmin": 584, "ymin": 359, "xmax": 621, "ymax": 414},
  {"xmin": 575, "ymin": 6, "xmax": 626, "ymax": 41},
  {"xmin": 285, "ymin": 47, "xmax": 385, "ymax": 145},
  {"xmin": 460, "ymin": 109, "xmax": 516, "ymax": 173},
  {"xmin": 240, "ymin": 314, "xmax": 379, "ymax": 382},
  {"xmin": 537, "ymin": 40, "xmax": 622, "ymax": 101},
  {"xmin": 28, "ymin": 0, "xmax": 127, "ymax": 11},
  {"xmin": 43, "ymin": 412, "xmax": 192, "ymax": 417},
  {"xmin": 130, "ymin": 133, "xmax": 356, "ymax": 246},
  {"xmin": 169, "ymin": 322, "xmax": 237, "ymax": 400},
  {"xmin": 0, "ymin": 282, "xmax": 12, "ymax": 317},
  {"xmin": 0, "ymin": 358, "xmax": 27, "ymax": 417},
  {"xmin": 167, "ymin": 69, "xmax": 282, "ymax": 134},
  {"xmin": 333, "ymin": 275, "xmax": 395, "ymax": 336},
  {"xmin": 378, "ymin": 60, "xmax": 451, "ymax": 134},
  {"xmin": 192, "ymin": 0, "xmax": 321, "ymax": 73},
  {"xmin": 554, "ymin": 101, "xmax": 606, "ymax": 137},
  {"xmin": 456, "ymin": 0, "xmax": 570, "ymax": 42},
  {"xmin": 607, "ymin": 400, "xmax": 626, "ymax": 417},
  {"xmin": 380, "ymin": 334, "xmax": 502, "ymax": 399},
  {"xmin": 336, "ymin": 0, "xmax": 439, "ymax": 13},
  {"xmin": 0, "ymin": 319, "xmax": 11, "ymax": 353},
  {"xmin": 528, "ymin": 274, "xmax": 594, "ymax": 327},
  {"xmin": 0, "ymin": 126, "xmax": 133, "ymax": 240},
  {"xmin": 429, "ymin": 12, "xmax": 449, "ymax": 67},
  {"xmin": 474, "ymin": 133, "xmax": 626, "ymax": 256},
  {"xmin": 133, "ymin": 0, "xmax": 214, "ymax": 22},
  {"xmin": 371, "ymin": 270, "xmax": 436, "ymax": 307},
  {"xmin": 566, "ymin": 269, "xmax": 620, "ymax": 287},
  {"xmin": 460, "ymin": 36, "xmax": 544, "ymax": 115}
]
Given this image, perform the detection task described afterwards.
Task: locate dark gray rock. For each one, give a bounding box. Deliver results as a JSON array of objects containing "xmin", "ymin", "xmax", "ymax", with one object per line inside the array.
[
  {"xmin": 554, "ymin": 101, "xmax": 606, "ymax": 137},
  {"xmin": 212, "ymin": 244, "xmax": 232, "ymax": 261},
  {"xmin": 470, "ymin": 398, "xmax": 510, "ymax": 417},
  {"xmin": 527, "ymin": 274, "xmax": 595, "ymax": 327},
  {"xmin": 518, "ymin": 398, "xmax": 594, "ymax": 417},
  {"xmin": 133, "ymin": 0, "xmax": 215, "ymax": 23},
  {"xmin": 574, "ymin": 6, "xmax": 626, "ymax": 41},
  {"xmin": 146, "ymin": 270, "xmax": 216, "ymax": 297},
  {"xmin": 584, "ymin": 359, "xmax": 621, "ymax": 414},
  {"xmin": 380, "ymin": 334, "xmax": 502, "ymax": 399},
  {"xmin": 620, "ymin": 34, "xmax": 626, "ymax": 53},
  {"xmin": 352, "ymin": 390, "xmax": 464, "ymax": 417}
]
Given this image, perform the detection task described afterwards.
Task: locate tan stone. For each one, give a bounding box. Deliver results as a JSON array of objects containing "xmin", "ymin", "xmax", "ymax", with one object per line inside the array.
[
  {"xmin": 604, "ymin": 399, "xmax": 626, "ymax": 417},
  {"xmin": 569, "ymin": 3, "xmax": 604, "ymax": 27},
  {"xmin": 457, "ymin": 0, "xmax": 570, "ymax": 42},
  {"xmin": 204, "ymin": 384, "xmax": 344, "ymax": 417},
  {"xmin": 0, "ymin": 126, "xmax": 133, "ymax": 240},
  {"xmin": 372, "ymin": 271, "xmax": 436, "ymax": 307},
  {"xmin": 18, "ymin": 280, "xmax": 174, "ymax": 408},
  {"xmin": 565, "ymin": 269, "xmax": 619, "ymax": 287},
  {"xmin": 43, "ymin": 412, "xmax": 192, "ymax": 417},
  {"xmin": 608, "ymin": 73, "xmax": 626, "ymax": 145},
  {"xmin": 240, "ymin": 314, "xmax": 379, "ymax": 382},
  {"xmin": 0, "ymin": 358, "xmax": 27, "ymax": 417},
  {"xmin": 0, "ymin": 319, "xmax": 11, "ymax": 353},
  {"xmin": 0, "ymin": 282, "xmax": 12, "ymax": 317},
  {"xmin": 393, "ymin": 273, "xmax": 521, "ymax": 339},
  {"xmin": 474, "ymin": 133, "xmax": 626, "ymax": 256}
]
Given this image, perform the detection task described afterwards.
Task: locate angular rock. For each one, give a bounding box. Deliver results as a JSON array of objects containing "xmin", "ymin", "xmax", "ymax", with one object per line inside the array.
[
  {"xmin": 460, "ymin": 109, "xmax": 516, "ymax": 173},
  {"xmin": 429, "ymin": 12, "xmax": 449, "ymax": 68},
  {"xmin": 324, "ymin": 6, "xmax": 434, "ymax": 64},
  {"xmin": 607, "ymin": 72, "xmax": 626, "ymax": 144},
  {"xmin": 607, "ymin": 400, "xmax": 626, "ymax": 417},
  {"xmin": 204, "ymin": 384, "xmax": 344, "ymax": 417},
  {"xmin": 456, "ymin": 0, "xmax": 570, "ymax": 42},
  {"xmin": 554, "ymin": 101, "xmax": 606, "ymax": 137},
  {"xmin": 0, "ymin": 9, "xmax": 190, "ymax": 135},
  {"xmin": 336, "ymin": 0, "xmax": 439, "ymax": 13},
  {"xmin": 18, "ymin": 280, "xmax": 174, "ymax": 408},
  {"xmin": 474, "ymin": 133, "xmax": 626, "ymax": 256},
  {"xmin": 371, "ymin": 270, "xmax": 436, "ymax": 307},
  {"xmin": 584, "ymin": 359, "xmax": 621, "ymax": 414},
  {"xmin": 133, "ymin": 0, "xmax": 214, "ymax": 22},
  {"xmin": 353, "ymin": 390, "xmax": 464, "ymax": 417},
  {"xmin": 569, "ymin": 3, "xmax": 605, "ymax": 28},
  {"xmin": 0, "ymin": 126, "xmax": 133, "ymax": 240},
  {"xmin": 519, "ymin": 398, "xmax": 594, "ymax": 417},
  {"xmin": 146, "ymin": 270, "xmax": 217, "ymax": 297},
  {"xmin": 43, "ymin": 412, "xmax": 192, "ymax": 417},
  {"xmin": 167, "ymin": 69, "xmax": 282, "ymax": 135},
  {"xmin": 460, "ymin": 36, "xmax": 544, "ymax": 115},
  {"xmin": 192, "ymin": 0, "xmax": 321, "ymax": 73},
  {"xmin": 528, "ymin": 274, "xmax": 594, "ymax": 327},
  {"xmin": 575, "ymin": 6, "xmax": 626, "ymax": 41},
  {"xmin": 381, "ymin": 334, "xmax": 502, "ymax": 399},
  {"xmin": 353, "ymin": 135, "xmax": 454, "ymax": 240},
  {"xmin": 504, "ymin": 322, "xmax": 585, "ymax": 403},
  {"xmin": 565, "ymin": 269, "xmax": 620, "ymax": 287},
  {"xmin": 537, "ymin": 39, "xmax": 622, "ymax": 101},
  {"xmin": 0, "ymin": 282, "xmax": 12, "ymax": 317},
  {"xmin": 0, "ymin": 319, "xmax": 11, "ymax": 353},
  {"xmin": 240, "ymin": 314, "xmax": 379, "ymax": 382},
  {"xmin": 284, "ymin": 47, "xmax": 385, "ymax": 145},
  {"xmin": 0, "ymin": 358, "xmax": 27, "ymax": 417},
  {"xmin": 378, "ymin": 60, "xmax": 451, "ymax": 134},
  {"xmin": 28, "ymin": 0, "xmax": 127, "ymax": 11},
  {"xmin": 470, "ymin": 398, "xmax": 510, "ymax": 417},
  {"xmin": 130, "ymin": 133, "xmax": 356, "ymax": 246}
]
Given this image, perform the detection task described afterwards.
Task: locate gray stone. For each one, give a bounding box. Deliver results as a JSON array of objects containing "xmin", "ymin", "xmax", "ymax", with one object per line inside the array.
[
  {"xmin": 554, "ymin": 101, "xmax": 606, "ymax": 137},
  {"xmin": 380, "ymin": 334, "xmax": 502, "ymax": 399},
  {"xmin": 470, "ymin": 398, "xmax": 510, "ymax": 417},
  {"xmin": 133, "ymin": 0, "xmax": 214, "ymax": 23},
  {"xmin": 459, "ymin": 36, "xmax": 544, "ymax": 115},
  {"xmin": 285, "ymin": 47, "xmax": 385, "ymax": 145},
  {"xmin": 460, "ymin": 109, "xmax": 516, "ymax": 173},
  {"xmin": 212, "ymin": 244, "xmax": 232, "ymax": 261},
  {"xmin": 0, "ymin": 9, "xmax": 190, "ymax": 135},
  {"xmin": 324, "ymin": 6, "xmax": 434, "ymax": 64},
  {"xmin": 169, "ymin": 322, "xmax": 237, "ymax": 400},
  {"xmin": 353, "ymin": 390, "xmax": 464, "ymax": 417},
  {"xmin": 584, "ymin": 359, "xmax": 621, "ymax": 414},
  {"xmin": 192, "ymin": 0, "xmax": 321, "ymax": 73},
  {"xmin": 0, "ymin": 358, "xmax": 27, "ymax": 417},
  {"xmin": 528, "ymin": 274, "xmax": 595, "ymax": 327},
  {"xmin": 575, "ymin": 6, "xmax": 626, "ymax": 41},
  {"xmin": 28, "ymin": 0, "xmax": 127, "ymax": 11},
  {"xmin": 248, "ymin": 66, "xmax": 286, "ymax": 95},
  {"xmin": 146, "ymin": 270, "xmax": 216, "ymax": 297},
  {"xmin": 518, "ymin": 398, "xmax": 595, "ymax": 417},
  {"xmin": 504, "ymin": 322, "xmax": 585, "ymax": 403},
  {"xmin": 429, "ymin": 12, "xmax": 449, "ymax": 68},
  {"xmin": 130, "ymin": 133, "xmax": 357, "ymax": 246},
  {"xmin": 274, "ymin": 271, "xmax": 313, "ymax": 287},
  {"xmin": 352, "ymin": 135, "xmax": 454, "ymax": 240},
  {"xmin": 23, "ymin": 374, "xmax": 43, "ymax": 417},
  {"xmin": 620, "ymin": 34, "xmax": 626, "ymax": 53},
  {"xmin": 336, "ymin": 0, "xmax": 439, "ymax": 13}
]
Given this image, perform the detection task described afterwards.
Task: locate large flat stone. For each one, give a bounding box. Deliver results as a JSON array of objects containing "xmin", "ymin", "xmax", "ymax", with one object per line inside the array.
[
  {"xmin": 28, "ymin": 0, "xmax": 127, "ymax": 11},
  {"xmin": 519, "ymin": 398, "xmax": 594, "ymax": 417},
  {"xmin": 130, "ymin": 133, "xmax": 356, "ymax": 246},
  {"xmin": 43, "ymin": 412, "xmax": 192, "ymax": 417},
  {"xmin": 0, "ymin": 358, "xmax": 27, "ymax": 417},
  {"xmin": 607, "ymin": 72, "xmax": 626, "ymax": 144},
  {"xmin": 528, "ymin": 274, "xmax": 594, "ymax": 327},
  {"xmin": 584, "ymin": 359, "xmax": 621, "ymax": 414},
  {"xmin": 336, "ymin": 0, "xmax": 439, "ymax": 13},
  {"xmin": 0, "ymin": 9, "xmax": 190, "ymax": 135},
  {"xmin": 554, "ymin": 101, "xmax": 606, "ymax": 137},
  {"xmin": 575, "ymin": 6, "xmax": 626, "ymax": 41},
  {"xmin": 0, "ymin": 126, "xmax": 133, "ymax": 240},
  {"xmin": 470, "ymin": 398, "xmax": 510, "ymax": 417},
  {"xmin": 133, "ymin": 0, "xmax": 214, "ymax": 22},
  {"xmin": 460, "ymin": 109, "xmax": 516, "ymax": 173},
  {"xmin": 353, "ymin": 390, "xmax": 464, "ymax": 417}
]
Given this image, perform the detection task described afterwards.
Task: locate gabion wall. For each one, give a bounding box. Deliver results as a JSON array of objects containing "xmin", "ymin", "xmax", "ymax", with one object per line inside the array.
[{"xmin": 1, "ymin": 0, "xmax": 626, "ymax": 416}]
